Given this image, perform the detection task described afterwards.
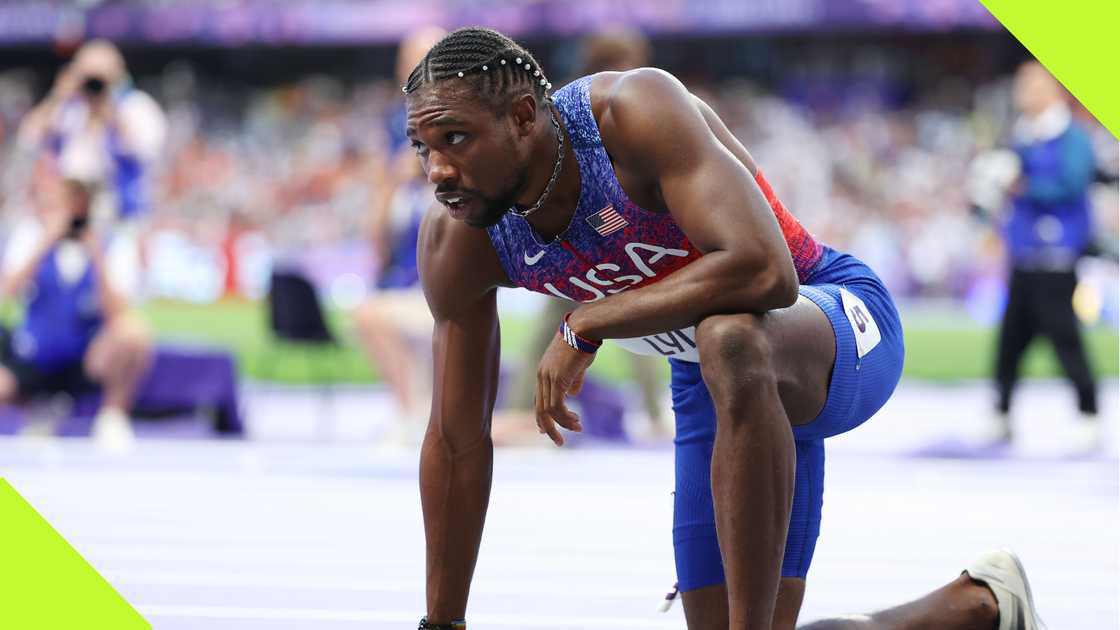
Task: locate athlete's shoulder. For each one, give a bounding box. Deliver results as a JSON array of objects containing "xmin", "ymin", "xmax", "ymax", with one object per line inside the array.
[
  {"xmin": 417, "ymin": 204, "xmax": 511, "ymax": 320},
  {"xmin": 588, "ymin": 68, "xmax": 687, "ymax": 123},
  {"xmin": 590, "ymin": 68, "xmax": 709, "ymax": 171}
]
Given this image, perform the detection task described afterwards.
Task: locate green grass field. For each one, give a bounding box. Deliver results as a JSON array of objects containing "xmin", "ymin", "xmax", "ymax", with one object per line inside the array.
[{"xmin": 141, "ymin": 299, "xmax": 1119, "ymax": 385}]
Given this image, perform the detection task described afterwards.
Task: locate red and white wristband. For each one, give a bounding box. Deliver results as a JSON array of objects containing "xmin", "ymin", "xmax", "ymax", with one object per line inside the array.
[{"xmin": 559, "ymin": 313, "xmax": 602, "ymax": 354}]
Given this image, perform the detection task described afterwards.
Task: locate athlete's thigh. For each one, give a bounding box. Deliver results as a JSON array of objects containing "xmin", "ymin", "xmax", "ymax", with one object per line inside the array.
[
  {"xmin": 766, "ymin": 296, "xmax": 836, "ymax": 425},
  {"xmin": 680, "ymin": 577, "xmax": 805, "ymax": 630}
]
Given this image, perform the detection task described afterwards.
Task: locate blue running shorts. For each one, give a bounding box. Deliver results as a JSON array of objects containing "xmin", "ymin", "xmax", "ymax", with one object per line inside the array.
[{"xmin": 671, "ymin": 247, "xmax": 904, "ymax": 590}]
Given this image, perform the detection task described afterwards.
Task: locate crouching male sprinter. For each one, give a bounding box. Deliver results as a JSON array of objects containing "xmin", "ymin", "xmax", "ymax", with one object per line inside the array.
[{"xmin": 406, "ymin": 27, "xmax": 1045, "ymax": 630}]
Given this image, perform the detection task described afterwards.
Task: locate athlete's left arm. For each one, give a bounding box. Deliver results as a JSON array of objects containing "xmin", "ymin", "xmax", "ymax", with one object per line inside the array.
[
  {"xmin": 533, "ymin": 70, "xmax": 799, "ymax": 444},
  {"xmin": 567, "ymin": 68, "xmax": 798, "ymax": 340}
]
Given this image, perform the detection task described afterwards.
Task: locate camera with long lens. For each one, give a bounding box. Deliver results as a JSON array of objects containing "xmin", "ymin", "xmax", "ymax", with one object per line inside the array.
[
  {"xmin": 81, "ymin": 76, "xmax": 106, "ymax": 97},
  {"xmin": 65, "ymin": 215, "xmax": 89, "ymax": 240}
]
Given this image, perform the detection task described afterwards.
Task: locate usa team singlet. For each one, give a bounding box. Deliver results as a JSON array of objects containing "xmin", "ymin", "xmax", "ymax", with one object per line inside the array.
[{"xmin": 487, "ymin": 76, "xmax": 823, "ymax": 362}]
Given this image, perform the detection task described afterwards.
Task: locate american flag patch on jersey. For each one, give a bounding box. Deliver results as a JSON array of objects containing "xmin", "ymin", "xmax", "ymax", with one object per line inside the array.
[{"xmin": 585, "ymin": 204, "xmax": 628, "ymax": 236}]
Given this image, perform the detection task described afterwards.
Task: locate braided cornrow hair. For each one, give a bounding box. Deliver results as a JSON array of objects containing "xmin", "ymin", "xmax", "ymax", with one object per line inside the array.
[{"xmin": 402, "ymin": 27, "xmax": 553, "ymax": 112}]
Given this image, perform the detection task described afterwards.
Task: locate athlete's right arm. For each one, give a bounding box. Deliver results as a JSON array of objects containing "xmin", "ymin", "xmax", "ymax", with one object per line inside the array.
[{"xmin": 417, "ymin": 206, "xmax": 509, "ymax": 624}]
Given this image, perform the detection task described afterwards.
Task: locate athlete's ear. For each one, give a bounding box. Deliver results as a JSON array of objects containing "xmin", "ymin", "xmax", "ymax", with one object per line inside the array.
[{"xmin": 510, "ymin": 92, "xmax": 538, "ymax": 138}]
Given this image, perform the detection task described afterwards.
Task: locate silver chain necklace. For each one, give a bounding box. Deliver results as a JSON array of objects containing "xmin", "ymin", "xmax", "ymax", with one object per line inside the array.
[{"xmin": 509, "ymin": 106, "xmax": 565, "ymax": 219}]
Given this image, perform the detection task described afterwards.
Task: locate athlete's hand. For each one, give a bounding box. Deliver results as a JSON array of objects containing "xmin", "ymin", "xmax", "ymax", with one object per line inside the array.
[{"xmin": 535, "ymin": 333, "xmax": 595, "ymax": 446}]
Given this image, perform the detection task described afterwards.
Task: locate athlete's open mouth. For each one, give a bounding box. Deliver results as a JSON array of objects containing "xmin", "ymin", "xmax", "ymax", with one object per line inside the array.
[
  {"xmin": 435, "ymin": 192, "xmax": 474, "ymax": 220},
  {"xmin": 436, "ymin": 192, "xmax": 469, "ymax": 211}
]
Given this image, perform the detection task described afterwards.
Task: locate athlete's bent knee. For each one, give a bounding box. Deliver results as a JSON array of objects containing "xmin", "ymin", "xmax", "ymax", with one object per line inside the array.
[
  {"xmin": 696, "ymin": 313, "xmax": 776, "ymax": 411},
  {"xmin": 696, "ymin": 313, "xmax": 770, "ymax": 367}
]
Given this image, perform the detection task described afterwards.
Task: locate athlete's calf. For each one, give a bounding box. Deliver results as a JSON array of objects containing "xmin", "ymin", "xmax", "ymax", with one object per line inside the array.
[{"xmin": 696, "ymin": 312, "xmax": 796, "ymax": 630}]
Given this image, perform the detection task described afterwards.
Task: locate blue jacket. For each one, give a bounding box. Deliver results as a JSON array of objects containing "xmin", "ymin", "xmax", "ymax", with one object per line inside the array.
[
  {"xmin": 14, "ymin": 247, "xmax": 102, "ymax": 371},
  {"xmin": 1005, "ymin": 122, "xmax": 1095, "ymax": 270}
]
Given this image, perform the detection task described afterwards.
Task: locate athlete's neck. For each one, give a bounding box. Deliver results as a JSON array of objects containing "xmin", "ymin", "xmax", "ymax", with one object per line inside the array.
[{"xmin": 517, "ymin": 116, "xmax": 581, "ymax": 243}]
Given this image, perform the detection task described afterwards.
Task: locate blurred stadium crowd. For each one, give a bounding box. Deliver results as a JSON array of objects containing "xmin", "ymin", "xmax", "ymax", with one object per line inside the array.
[{"xmin": 0, "ymin": 35, "xmax": 1116, "ymax": 315}]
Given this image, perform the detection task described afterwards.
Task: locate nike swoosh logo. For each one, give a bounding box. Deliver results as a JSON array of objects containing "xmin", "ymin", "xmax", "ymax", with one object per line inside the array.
[{"xmin": 524, "ymin": 250, "xmax": 546, "ymax": 265}]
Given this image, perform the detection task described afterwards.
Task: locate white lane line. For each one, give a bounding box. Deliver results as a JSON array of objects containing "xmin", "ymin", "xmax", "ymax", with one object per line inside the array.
[
  {"xmin": 79, "ymin": 541, "xmax": 1113, "ymax": 574},
  {"xmin": 107, "ymin": 570, "xmax": 665, "ymax": 598},
  {"xmin": 107, "ymin": 570, "xmax": 1116, "ymax": 611},
  {"xmin": 80, "ymin": 544, "xmax": 673, "ymax": 575},
  {"xmin": 139, "ymin": 605, "xmax": 685, "ymax": 628}
]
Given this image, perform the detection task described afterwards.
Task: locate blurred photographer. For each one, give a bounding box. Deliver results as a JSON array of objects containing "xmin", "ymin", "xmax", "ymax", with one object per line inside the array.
[
  {"xmin": 987, "ymin": 61, "xmax": 1100, "ymax": 447},
  {"xmin": 0, "ymin": 177, "xmax": 151, "ymax": 449},
  {"xmin": 18, "ymin": 39, "xmax": 166, "ymax": 221}
]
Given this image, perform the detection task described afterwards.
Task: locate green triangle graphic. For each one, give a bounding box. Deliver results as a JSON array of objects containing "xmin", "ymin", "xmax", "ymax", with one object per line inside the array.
[
  {"xmin": 0, "ymin": 479, "xmax": 150, "ymax": 630},
  {"xmin": 979, "ymin": 0, "xmax": 1119, "ymax": 139}
]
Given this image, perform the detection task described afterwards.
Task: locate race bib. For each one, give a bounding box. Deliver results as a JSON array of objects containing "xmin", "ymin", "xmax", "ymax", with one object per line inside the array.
[
  {"xmin": 613, "ymin": 327, "xmax": 701, "ymax": 362},
  {"xmin": 839, "ymin": 287, "xmax": 881, "ymax": 358}
]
